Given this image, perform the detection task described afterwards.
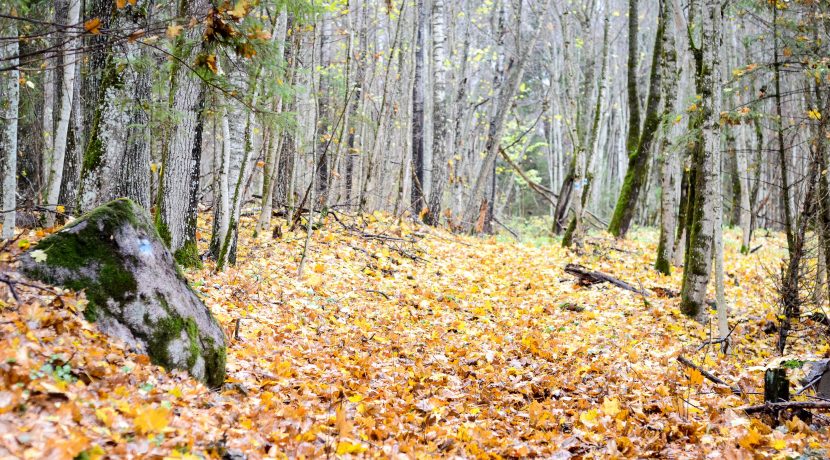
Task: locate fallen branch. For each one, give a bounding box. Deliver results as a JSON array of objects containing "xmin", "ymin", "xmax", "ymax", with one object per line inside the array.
[
  {"xmin": 738, "ymin": 401, "xmax": 830, "ymax": 414},
  {"xmin": 677, "ymin": 355, "xmax": 742, "ymax": 395},
  {"xmin": 564, "ymin": 264, "xmax": 650, "ymax": 296}
]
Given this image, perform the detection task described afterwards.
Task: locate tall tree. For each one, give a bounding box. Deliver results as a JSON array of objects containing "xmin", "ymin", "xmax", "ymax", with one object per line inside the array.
[
  {"xmin": 1, "ymin": 15, "xmax": 19, "ymax": 239},
  {"xmin": 680, "ymin": 0, "xmax": 722, "ymax": 318},
  {"xmin": 410, "ymin": 0, "xmax": 427, "ymax": 217},
  {"xmin": 43, "ymin": 0, "xmax": 80, "ymax": 226},
  {"xmin": 608, "ymin": 0, "xmax": 666, "ymax": 238},
  {"xmin": 463, "ymin": 0, "xmax": 552, "ymax": 232},
  {"xmin": 156, "ymin": 0, "xmax": 210, "ymax": 264},
  {"xmin": 424, "ymin": 0, "xmax": 450, "ymax": 225}
]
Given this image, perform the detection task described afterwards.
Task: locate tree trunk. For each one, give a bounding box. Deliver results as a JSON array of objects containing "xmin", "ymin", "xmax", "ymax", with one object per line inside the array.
[
  {"xmin": 410, "ymin": 0, "xmax": 427, "ymax": 217},
  {"xmin": 156, "ymin": 0, "xmax": 209, "ymax": 257},
  {"xmin": 655, "ymin": 0, "xmax": 679, "ymax": 274},
  {"xmin": 425, "ymin": 0, "xmax": 451, "ymax": 225},
  {"xmin": 256, "ymin": 8, "xmax": 289, "ymax": 234},
  {"xmin": 680, "ymin": 0, "xmax": 722, "ymax": 318},
  {"xmin": 44, "ymin": 0, "xmax": 81, "ymax": 226},
  {"xmin": 1, "ymin": 18, "xmax": 19, "ymax": 239},
  {"xmin": 77, "ymin": 0, "xmax": 153, "ymax": 213},
  {"xmin": 608, "ymin": 0, "xmax": 666, "ymax": 238}
]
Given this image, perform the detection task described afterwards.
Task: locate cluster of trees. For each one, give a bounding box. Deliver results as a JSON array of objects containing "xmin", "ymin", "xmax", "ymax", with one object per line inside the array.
[{"xmin": 0, "ymin": 0, "xmax": 828, "ymax": 345}]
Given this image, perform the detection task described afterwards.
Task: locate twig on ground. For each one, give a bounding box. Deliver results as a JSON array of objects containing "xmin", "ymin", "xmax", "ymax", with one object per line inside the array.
[
  {"xmin": 677, "ymin": 355, "xmax": 743, "ymax": 395},
  {"xmin": 738, "ymin": 401, "xmax": 830, "ymax": 414}
]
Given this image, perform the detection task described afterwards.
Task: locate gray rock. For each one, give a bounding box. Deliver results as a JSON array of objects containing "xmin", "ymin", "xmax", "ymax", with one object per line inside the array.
[{"xmin": 20, "ymin": 198, "xmax": 226, "ymax": 387}]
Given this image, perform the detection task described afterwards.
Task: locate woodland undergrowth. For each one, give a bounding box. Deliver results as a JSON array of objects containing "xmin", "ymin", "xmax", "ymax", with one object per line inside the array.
[{"xmin": 1, "ymin": 213, "xmax": 829, "ymax": 459}]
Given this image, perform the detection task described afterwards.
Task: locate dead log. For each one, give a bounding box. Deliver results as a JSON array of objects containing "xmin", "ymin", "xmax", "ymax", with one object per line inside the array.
[
  {"xmin": 564, "ymin": 264, "xmax": 649, "ymax": 296},
  {"xmin": 738, "ymin": 401, "xmax": 830, "ymax": 414}
]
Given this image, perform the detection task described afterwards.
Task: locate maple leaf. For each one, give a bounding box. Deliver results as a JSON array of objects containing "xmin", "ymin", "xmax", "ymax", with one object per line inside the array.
[
  {"xmin": 686, "ymin": 368, "xmax": 704, "ymax": 386},
  {"xmin": 579, "ymin": 409, "xmax": 599, "ymax": 428},
  {"xmin": 84, "ymin": 18, "xmax": 101, "ymax": 35},
  {"xmin": 30, "ymin": 249, "xmax": 48, "ymax": 263},
  {"xmin": 167, "ymin": 24, "xmax": 183, "ymax": 39},
  {"xmin": 808, "ymin": 109, "xmax": 822, "ymax": 120},
  {"xmin": 133, "ymin": 405, "xmax": 170, "ymax": 435},
  {"xmin": 602, "ymin": 397, "xmax": 620, "ymax": 417}
]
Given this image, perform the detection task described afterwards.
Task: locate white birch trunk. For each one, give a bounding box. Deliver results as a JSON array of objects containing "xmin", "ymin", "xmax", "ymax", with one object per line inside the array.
[
  {"xmin": 41, "ymin": 3, "xmax": 55, "ymax": 199},
  {"xmin": 256, "ymin": 7, "xmax": 288, "ymax": 233},
  {"xmin": 425, "ymin": 0, "xmax": 450, "ymax": 224},
  {"xmin": 44, "ymin": 0, "xmax": 80, "ymax": 226},
  {"xmin": 1, "ymin": 19, "xmax": 19, "ymax": 239}
]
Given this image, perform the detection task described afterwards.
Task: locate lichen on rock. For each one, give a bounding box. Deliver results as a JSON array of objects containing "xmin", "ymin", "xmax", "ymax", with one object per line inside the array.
[{"xmin": 20, "ymin": 198, "xmax": 226, "ymax": 387}]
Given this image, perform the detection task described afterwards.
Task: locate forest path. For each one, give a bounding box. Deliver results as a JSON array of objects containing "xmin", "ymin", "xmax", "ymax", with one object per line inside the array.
[{"xmin": 2, "ymin": 215, "xmax": 827, "ymax": 458}]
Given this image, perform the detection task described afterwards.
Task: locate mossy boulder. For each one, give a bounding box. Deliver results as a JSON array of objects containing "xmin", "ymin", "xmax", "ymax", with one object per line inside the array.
[{"xmin": 20, "ymin": 198, "xmax": 226, "ymax": 387}]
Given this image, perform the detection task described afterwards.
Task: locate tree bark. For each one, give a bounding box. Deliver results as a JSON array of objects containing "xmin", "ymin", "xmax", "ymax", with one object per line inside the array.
[
  {"xmin": 44, "ymin": 0, "xmax": 80, "ymax": 226},
  {"xmin": 1, "ymin": 18, "xmax": 19, "ymax": 239},
  {"xmin": 156, "ymin": 0, "xmax": 210, "ymax": 258},
  {"xmin": 680, "ymin": 0, "xmax": 722, "ymax": 318},
  {"xmin": 410, "ymin": 0, "xmax": 427, "ymax": 218},
  {"xmin": 608, "ymin": 0, "xmax": 666, "ymax": 238},
  {"xmin": 425, "ymin": 0, "xmax": 451, "ymax": 225}
]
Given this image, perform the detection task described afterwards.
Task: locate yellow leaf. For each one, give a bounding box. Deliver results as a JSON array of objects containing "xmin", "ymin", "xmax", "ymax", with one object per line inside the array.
[
  {"xmin": 313, "ymin": 263, "xmax": 325, "ymax": 274},
  {"xmin": 579, "ymin": 409, "xmax": 599, "ymax": 428},
  {"xmin": 18, "ymin": 239, "xmax": 30, "ymax": 250},
  {"xmin": 738, "ymin": 428, "xmax": 762, "ymax": 449},
  {"xmin": 229, "ymin": 0, "xmax": 249, "ymax": 19},
  {"xmin": 686, "ymin": 368, "xmax": 704, "ymax": 386},
  {"xmin": 602, "ymin": 398, "xmax": 620, "ymax": 417},
  {"xmin": 167, "ymin": 24, "xmax": 183, "ymax": 39},
  {"xmin": 347, "ymin": 394, "xmax": 364, "ymax": 403},
  {"xmin": 133, "ymin": 405, "xmax": 170, "ymax": 435},
  {"xmin": 305, "ymin": 273, "xmax": 323, "ymax": 289},
  {"xmin": 116, "ymin": 0, "xmax": 126, "ymax": 8},
  {"xmin": 808, "ymin": 109, "xmax": 822, "ymax": 120},
  {"xmin": 84, "ymin": 18, "xmax": 102, "ymax": 34},
  {"xmin": 771, "ymin": 438, "xmax": 786, "ymax": 450},
  {"xmin": 56, "ymin": 205, "xmax": 65, "ymax": 213},
  {"xmin": 335, "ymin": 441, "xmax": 366, "ymax": 455}
]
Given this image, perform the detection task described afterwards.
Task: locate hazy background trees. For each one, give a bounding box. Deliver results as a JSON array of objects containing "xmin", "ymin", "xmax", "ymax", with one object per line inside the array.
[{"xmin": 0, "ymin": 0, "xmax": 828, "ymax": 346}]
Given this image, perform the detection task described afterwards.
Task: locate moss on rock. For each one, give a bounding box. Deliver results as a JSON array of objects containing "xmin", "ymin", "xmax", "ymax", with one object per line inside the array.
[{"xmin": 21, "ymin": 198, "xmax": 227, "ymax": 388}]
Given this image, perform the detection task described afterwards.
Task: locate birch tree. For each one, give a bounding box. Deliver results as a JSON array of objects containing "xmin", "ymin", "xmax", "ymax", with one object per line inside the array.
[
  {"xmin": 1, "ymin": 15, "xmax": 18, "ymax": 239},
  {"xmin": 43, "ymin": 0, "xmax": 80, "ymax": 226},
  {"xmin": 425, "ymin": 0, "xmax": 450, "ymax": 225}
]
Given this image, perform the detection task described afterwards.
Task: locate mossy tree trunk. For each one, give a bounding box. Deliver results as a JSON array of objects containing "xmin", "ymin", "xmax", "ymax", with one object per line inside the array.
[
  {"xmin": 77, "ymin": 0, "xmax": 153, "ymax": 214},
  {"xmin": 680, "ymin": 0, "xmax": 722, "ymax": 318},
  {"xmin": 608, "ymin": 0, "xmax": 666, "ymax": 238},
  {"xmin": 655, "ymin": 0, "xmax": 680, "ymax": 275}
]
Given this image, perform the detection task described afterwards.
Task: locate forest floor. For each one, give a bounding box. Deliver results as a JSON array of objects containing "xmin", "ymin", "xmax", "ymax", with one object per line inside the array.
[{"xmin": 1, "ymin": 212, "xmax": 830, "ymax": 459}]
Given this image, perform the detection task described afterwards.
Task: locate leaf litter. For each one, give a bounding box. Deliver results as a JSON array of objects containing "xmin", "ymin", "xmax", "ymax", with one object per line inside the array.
[{"xmin": 0, "ymin": 214, "xmax": 829, "ymax": 458}]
